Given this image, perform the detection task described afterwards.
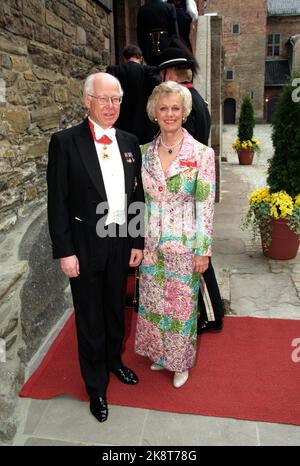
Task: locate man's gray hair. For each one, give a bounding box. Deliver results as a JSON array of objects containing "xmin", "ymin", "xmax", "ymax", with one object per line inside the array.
[
  {"xmin": 83, "ymin": 72, "xmax": 124, "ymax": 98},
  {"xmin": 147, "ymin": 81, "xmax": 192, "ymax": 122}
]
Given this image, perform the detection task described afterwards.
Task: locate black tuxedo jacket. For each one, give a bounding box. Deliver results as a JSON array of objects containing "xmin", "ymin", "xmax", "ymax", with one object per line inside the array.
[
  {"xmin": 47, "ymin": 118, "xmax": 144, "ymax": 260},
  {"xmin": 107, "ymin": 61, "xmax": 159, "ymax": 144},
  {"xmin": 184, "ymin": 87, "xmax": 211, "ymax": 146}
]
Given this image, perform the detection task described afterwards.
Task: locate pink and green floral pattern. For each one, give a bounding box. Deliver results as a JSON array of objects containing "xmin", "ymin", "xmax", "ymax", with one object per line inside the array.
[{"xmin": 135, "ymin": 129, "xmax": 215, "ymax": 372}]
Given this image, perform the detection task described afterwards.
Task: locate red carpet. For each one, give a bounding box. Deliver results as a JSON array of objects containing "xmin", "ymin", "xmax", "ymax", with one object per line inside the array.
[{"xmin": 19, "ymin": 309, "xmax": 300, "ymax": 426}]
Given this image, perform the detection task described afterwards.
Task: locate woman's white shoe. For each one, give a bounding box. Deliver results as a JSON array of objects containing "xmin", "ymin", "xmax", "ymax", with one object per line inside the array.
[
  {"xmin": 150, "ymin": 363, "xmax": 164, "ymax": 371},
  {"xmin": 173, "ymin": 370, "xmax": 189, "ymax": 388}
]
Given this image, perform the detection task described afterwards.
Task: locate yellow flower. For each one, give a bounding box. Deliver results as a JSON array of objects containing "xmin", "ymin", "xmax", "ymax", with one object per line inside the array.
[
  {"xmin": 249, "ymin": 187, "xmax": 270, "ymax": 205},
  {"xmin": 269, "ymin": 191, "xmax": 294, "ymax": 219},
  {"xmin": 232, "ymin": 137, "xmax": 261, "ymax": 153},
  {"xmin": 243, "ymin": 187, "xmax": 300, "ymax": 245}
]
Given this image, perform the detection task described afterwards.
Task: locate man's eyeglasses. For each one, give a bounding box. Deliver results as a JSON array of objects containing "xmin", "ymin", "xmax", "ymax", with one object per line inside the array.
[{"xmin": 88, "ymin": 94, "xmax": 122, "ymax": 105}]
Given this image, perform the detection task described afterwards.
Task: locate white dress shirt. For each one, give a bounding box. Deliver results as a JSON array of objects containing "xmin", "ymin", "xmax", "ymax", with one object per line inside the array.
[{"xmin": 89, "ymin": 117, "xmax": 126, "ymax": 226}]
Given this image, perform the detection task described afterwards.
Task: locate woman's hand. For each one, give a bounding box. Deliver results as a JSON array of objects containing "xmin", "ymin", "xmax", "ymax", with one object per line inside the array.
[{"xmin": 193, "ymin": 255, "xmax": 209, "ymax": 274}]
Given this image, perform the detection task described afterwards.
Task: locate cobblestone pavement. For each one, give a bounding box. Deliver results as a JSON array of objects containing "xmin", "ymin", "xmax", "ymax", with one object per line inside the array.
[
  {"xmin": 11, "ymin": 124, "xmax": 300, "ymax": 447},
  {"xmin": 215, "ymin": 124, "xmax": 300, "ymax": 318},
  {"xmin": 222, "ymin": 123, "xmax": 272, "ymax": 185}
]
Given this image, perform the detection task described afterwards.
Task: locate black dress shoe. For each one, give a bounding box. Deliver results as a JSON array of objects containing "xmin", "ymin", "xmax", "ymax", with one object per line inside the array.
[
  {"xmin": 89, "ymin": 396, "xmax": 108, "ymax": 423},
  {"xmin": 197, "ymin": 319, "xmax": 223, "ymax": 335},
  {"xmin": 111, "ymin": 365, "xmax": 139, "ymax": 385}
]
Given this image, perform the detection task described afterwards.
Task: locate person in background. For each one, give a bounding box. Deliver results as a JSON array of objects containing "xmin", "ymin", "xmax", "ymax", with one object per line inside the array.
[
  {"xmin": 47, "ymin": 73, "xmax": 144, "ymax": 423},
  {"xmin": 107, "ymin": 45, "xmax": 159, "ymax": 310},
  {"xmin": 107, "ymin": 45, "xmax": 159, "ymax": 145},
  {"xmin": 135, "ymin": 81, "xmax": 215, "ymax": 388},
  {"xmin": 165, "ymin": 0, "xmax": 198, "ymax": 51},
  {"xmin": 137, "ymin": 0, "xmax": 179, "ymax": 66},
  {"xmin": 157, "ymin": 46, "xmax": 224, "ymax": 333}
]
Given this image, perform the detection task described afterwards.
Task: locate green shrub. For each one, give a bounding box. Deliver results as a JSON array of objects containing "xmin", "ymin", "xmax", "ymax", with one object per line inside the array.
[{"xmin": 267, "ymin": 75, "xmax": 300, "ymax": 198}]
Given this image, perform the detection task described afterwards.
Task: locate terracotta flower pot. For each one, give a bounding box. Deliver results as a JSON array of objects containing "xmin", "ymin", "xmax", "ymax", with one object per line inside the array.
[
  {"xmin": 238, "ymin": 148, "xmax": 254, "ymax": 165},
  {"xmin": 261, "ymin": 218, "xmax": 300, "ymax": 260}
]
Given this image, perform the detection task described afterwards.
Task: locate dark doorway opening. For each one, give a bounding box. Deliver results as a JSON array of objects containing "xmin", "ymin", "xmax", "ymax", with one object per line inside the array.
[
  {"xmin": 224, "ymin": 98, "xmax": 236, "ymax": 124},
  {"xmin": 267, "ymin": 96, "xmax": 279, "ymax": 123}
]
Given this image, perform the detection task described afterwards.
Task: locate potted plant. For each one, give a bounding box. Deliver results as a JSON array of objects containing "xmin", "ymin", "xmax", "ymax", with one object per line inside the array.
[
  {"xmin": 243, "ymin": 187, "xmax": 300, "ymax": 259},
  {"xmin": 232, "ymin": 96, "xmax": 260, "ymax": 165},
  {"xmin": 242, "ymin": 77, "xmax": 300, "ymax": 259}
]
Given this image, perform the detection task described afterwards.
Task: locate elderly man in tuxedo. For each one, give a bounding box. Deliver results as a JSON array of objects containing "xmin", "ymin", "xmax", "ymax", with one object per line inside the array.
[{"xmin": 47, "ymin": 72, "xmax": 144, "ymax": 423}]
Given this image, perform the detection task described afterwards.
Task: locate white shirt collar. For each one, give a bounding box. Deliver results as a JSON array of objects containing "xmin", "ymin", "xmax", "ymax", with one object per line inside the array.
[{"xmin": 88, "ymin": 117, "xmax": 116, "ymax": 141}]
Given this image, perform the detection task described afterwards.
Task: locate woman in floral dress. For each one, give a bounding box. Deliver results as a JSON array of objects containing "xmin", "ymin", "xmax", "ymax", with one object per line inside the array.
[{"xmin": 135, "ymin": 81, "xmax": 215, "ymax": 388}]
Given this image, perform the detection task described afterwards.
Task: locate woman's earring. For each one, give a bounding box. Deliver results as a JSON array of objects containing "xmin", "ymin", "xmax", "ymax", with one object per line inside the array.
[{"xmin": 154, "ymin": 117, "xmax": 158, "ymax": 122}]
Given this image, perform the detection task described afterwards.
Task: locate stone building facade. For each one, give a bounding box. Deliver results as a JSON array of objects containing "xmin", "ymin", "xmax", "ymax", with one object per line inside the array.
[
  {"xmin": 205, "ymin": 0, "xmax": 300, "ymax": 123},
  {"xmin": 205, "ymin": 0, "xmax": 267, "ymax": 123},
  {"xmin": 264, "ymin": 4, "xmax": 300, "ymax": 122},
  {"xmin": 0, "ymin": 0, "xmax": 211, "ymax": 444}
]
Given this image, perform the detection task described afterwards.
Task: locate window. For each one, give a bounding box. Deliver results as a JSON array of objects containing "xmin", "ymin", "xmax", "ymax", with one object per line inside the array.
[
  {"xmin": 232, "ymin": 23, "xmax": 240, "ymax": 34},
  {"xmin": 225, "ymin": 69, "xmax": 234, "ymax": 81},
  {"xmin": 267, "ymin": 33, "xmax": 280, "ymax": 56},
  {"xmin": 250, "ymin": 90, "xmax": 255, "ymax": 100}
]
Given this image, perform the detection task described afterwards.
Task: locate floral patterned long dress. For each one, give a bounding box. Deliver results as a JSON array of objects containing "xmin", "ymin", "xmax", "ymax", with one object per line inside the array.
[{"xmin": 135, "ymin": 129, "xmax": 215, "ymax": 372}]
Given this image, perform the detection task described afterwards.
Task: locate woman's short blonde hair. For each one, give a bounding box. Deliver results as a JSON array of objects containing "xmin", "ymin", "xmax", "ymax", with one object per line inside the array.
[{"xmin": 147, "ymin": 81, "xmax": 192, "ymax": 123}]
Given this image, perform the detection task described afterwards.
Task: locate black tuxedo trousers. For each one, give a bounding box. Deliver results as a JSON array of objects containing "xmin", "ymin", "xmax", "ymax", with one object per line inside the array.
[{"xmin": 70, "ymin": 230, "xmax": 130, "ymax": 397}]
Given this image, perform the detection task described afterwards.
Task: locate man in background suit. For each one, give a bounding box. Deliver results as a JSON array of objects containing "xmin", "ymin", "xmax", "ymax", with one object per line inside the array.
[
  {"xmin": 137, "ymin": 0, "xmax": 179, "ymax": 66},
  {"xmin": 165, "ymin": 0, "xmax": 199, "ymax": 51},
  {"xmin": 47, "ymin": 73, "xmax": 144, "ymax": 423},
  {"xmin": 107, "ymin": 45, "xmax": 159, "ymax": 144}
]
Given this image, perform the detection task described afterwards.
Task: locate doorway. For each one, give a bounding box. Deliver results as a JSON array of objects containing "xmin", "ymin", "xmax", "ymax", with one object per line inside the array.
[{"xmin": 223, "ymin": 98, "xmax": 236, "ymax": 124}]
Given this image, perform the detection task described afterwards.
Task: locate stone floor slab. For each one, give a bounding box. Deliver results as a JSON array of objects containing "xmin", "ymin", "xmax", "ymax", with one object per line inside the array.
[
  {"xmin": 142, "ymin": 411, "xmax": 258, "ymax": 446},
  {"xmin": 31, "ymin": 397, "xmax": 147, "ymax": 446},
  {"xmin": 24, "ymin": 437, "xmax": 88, "ymax": 446},
  {"xmin": 23, "ymin": 399, "xmax": 50, "ymax": 435},
  {"xmin": 214, "ymin": 254, "xmax": 269, "ymax": 274},
  {"xmin": 230, "ymin": 273, "xmax": 300, "ymax": 317},
  {"xmin": 257, "ymin": 422, "xmax": 300, "ymax": 446}
]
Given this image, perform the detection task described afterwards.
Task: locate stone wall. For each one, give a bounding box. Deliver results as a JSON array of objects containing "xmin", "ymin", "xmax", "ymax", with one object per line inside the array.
[
  {"xmin": 210, "ymin": 15, "xmax": 222, "ymax": 203},
  {"xmin": 0, "ymin": 0, "xmax": 113, "ymax": 233},
  {"xmin": 194, "ymin": 15, "xmax": 223, "ymax": 202},
  {"xmin": 0, "ymin": 0, "xmax": 114, "ymax": 444}
]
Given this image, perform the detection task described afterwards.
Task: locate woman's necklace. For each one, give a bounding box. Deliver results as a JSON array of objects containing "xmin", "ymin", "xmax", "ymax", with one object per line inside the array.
[{"xmin": 160, "ymin": 132, "xmax": 184, "ymax": 155}]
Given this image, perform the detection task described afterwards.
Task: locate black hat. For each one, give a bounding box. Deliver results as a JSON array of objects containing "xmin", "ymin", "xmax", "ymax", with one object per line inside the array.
[{"xmin": 157, "ymin": 47, "xmax": 198, "ymax": 73}]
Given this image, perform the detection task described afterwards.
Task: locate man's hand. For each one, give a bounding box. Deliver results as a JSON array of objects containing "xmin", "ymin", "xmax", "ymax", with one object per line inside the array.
[
  {"xmin": 193, "ymin": 255, "xmax": 209, "ymax": 274},
  {"xmin": 60, "ymin": 255, "xmax": 80, "ymax": 278},
  {"xmin": 129, "ymin": 249, "xmax": 143, "ymax": 267}
]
